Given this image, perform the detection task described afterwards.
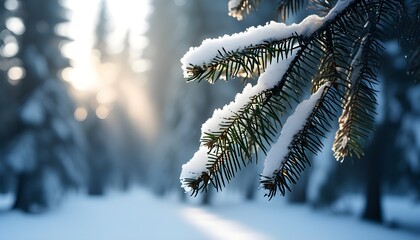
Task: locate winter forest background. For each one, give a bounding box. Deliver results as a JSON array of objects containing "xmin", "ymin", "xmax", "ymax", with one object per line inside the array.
[{"xmin": 0, "ymin": 0, "xmax": 419, "ymax": 239}]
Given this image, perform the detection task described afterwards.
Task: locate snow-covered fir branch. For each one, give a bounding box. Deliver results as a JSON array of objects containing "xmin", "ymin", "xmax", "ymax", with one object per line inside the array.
[
  {"xmin": 200, "ymin": 51, "xmax": 298, "ymax": 136},
  {"xmin": 179, "ymin": 0, "xmax": 358, "ymax": 194},
  {"xmin": 260, "ymin": 83, "xmax": 331, "ymax": 197},
  {"xmin": 180, "ymin": 52, "xmax": 298, "ymax": 192},
  {"xmin": 179, "ymin": 0, "xmax": 408, "ymax": 198},
  {"xmin": 180, "ymin": 0, "xmax": 355, "ymax": 79},
  {"xmin": 261, "ymin": 84, "xmax": 329, "ymax": 178}
]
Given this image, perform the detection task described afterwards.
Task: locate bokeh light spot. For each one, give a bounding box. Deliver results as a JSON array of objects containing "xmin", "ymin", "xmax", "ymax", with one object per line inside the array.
[
  {"xmin": 96, "ymin": 105, "xmax": 109, "ymax": 119},
  {"xmin": 7, "ymin": 66, "xmax": 25, "ymax": 85},
  {"xmin": 6, "ymin": 17, "xmax": 25, "ymax": 35},
  {"xmin": 74, "ymin": 107, "xmax": 88, "ymax": 121}
]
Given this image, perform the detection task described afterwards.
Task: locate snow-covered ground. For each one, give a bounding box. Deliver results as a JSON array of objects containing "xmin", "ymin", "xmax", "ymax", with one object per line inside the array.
[{"xmin": 0, "ymin": 188, "xmax": 419, "ymax": 240}]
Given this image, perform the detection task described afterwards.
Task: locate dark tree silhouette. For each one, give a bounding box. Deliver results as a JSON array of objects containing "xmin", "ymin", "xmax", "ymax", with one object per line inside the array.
[{"xmin": 0, "ymin": 0, "xmax": 88, "ymax": 212}]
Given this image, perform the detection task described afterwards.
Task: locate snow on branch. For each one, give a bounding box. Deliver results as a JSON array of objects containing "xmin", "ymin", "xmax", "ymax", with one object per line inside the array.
[
  {"xmin": 180, "ymin": 0, "xmax": 355, "ymax": 80},
  {"xmin": 201, "ymin": 51, "xmax": 297, "ymax": 136},
  {"xmin": 260, "ymin": 83, "xmax": 332, "ymax": 197},
  {"xmin": 179, "ymin": 146, "xmax": 210, "ymax": 192},
  {"xmin": 180, "ymin": 52, "xmax": 298, "ymax": 193},
  {"xmin": 261, "ymin": 83, "xmax": 328, "ymax": 178}
]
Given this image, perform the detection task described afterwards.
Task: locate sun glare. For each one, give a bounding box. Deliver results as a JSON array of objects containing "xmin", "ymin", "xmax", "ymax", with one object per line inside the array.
[
  {"xmin": 62, "ymin": 0, "xmax": 156, "ymax": 138},
  {"xmin": 62, "ymin": 0, "xmax": 151, "ymax": 91},
  {"xmin": 96, "ymin": 88, "xmax": 117, "ymax": 104}
]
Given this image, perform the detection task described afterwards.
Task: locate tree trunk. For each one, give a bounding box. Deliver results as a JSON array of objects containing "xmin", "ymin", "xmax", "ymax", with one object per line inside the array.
[
  {"xmin": 362, "ymin": 150, "xmax": 383, "ymax": 223},
  {"xmin": 361, "ymin": 123, "xmax": 390, "ymax": 223},
  {"xmin": 13, "ymin": 173, "xmax": 31, "ymax": 212}
]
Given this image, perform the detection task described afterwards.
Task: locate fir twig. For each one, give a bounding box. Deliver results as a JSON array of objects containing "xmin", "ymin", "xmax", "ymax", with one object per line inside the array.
[
  {"xmin": 275, "ymin": 0, "xmax": 306, "ymax": 22},
  {"xmin": 261, "ymin": 84, "xmax": 341, "ymax": 198}
]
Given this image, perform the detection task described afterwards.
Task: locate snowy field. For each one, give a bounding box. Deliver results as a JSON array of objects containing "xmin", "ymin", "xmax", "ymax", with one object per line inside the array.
[{"xmin": 0, "ymin": 188, "xmax": 419, "ymax": 240}]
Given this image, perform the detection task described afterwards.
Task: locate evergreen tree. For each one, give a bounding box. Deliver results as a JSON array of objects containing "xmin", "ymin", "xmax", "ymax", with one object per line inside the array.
[
  {"xmin": 0, "ymin": 0, "xmax": 87, "ymax": 212},
  {"xmin": 0, "ymin": 0, "xmax": 20, "ymax": 195},
  {"xmin": 179, "ymin": 0, "xmax": 419, "ymax": 213}
]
